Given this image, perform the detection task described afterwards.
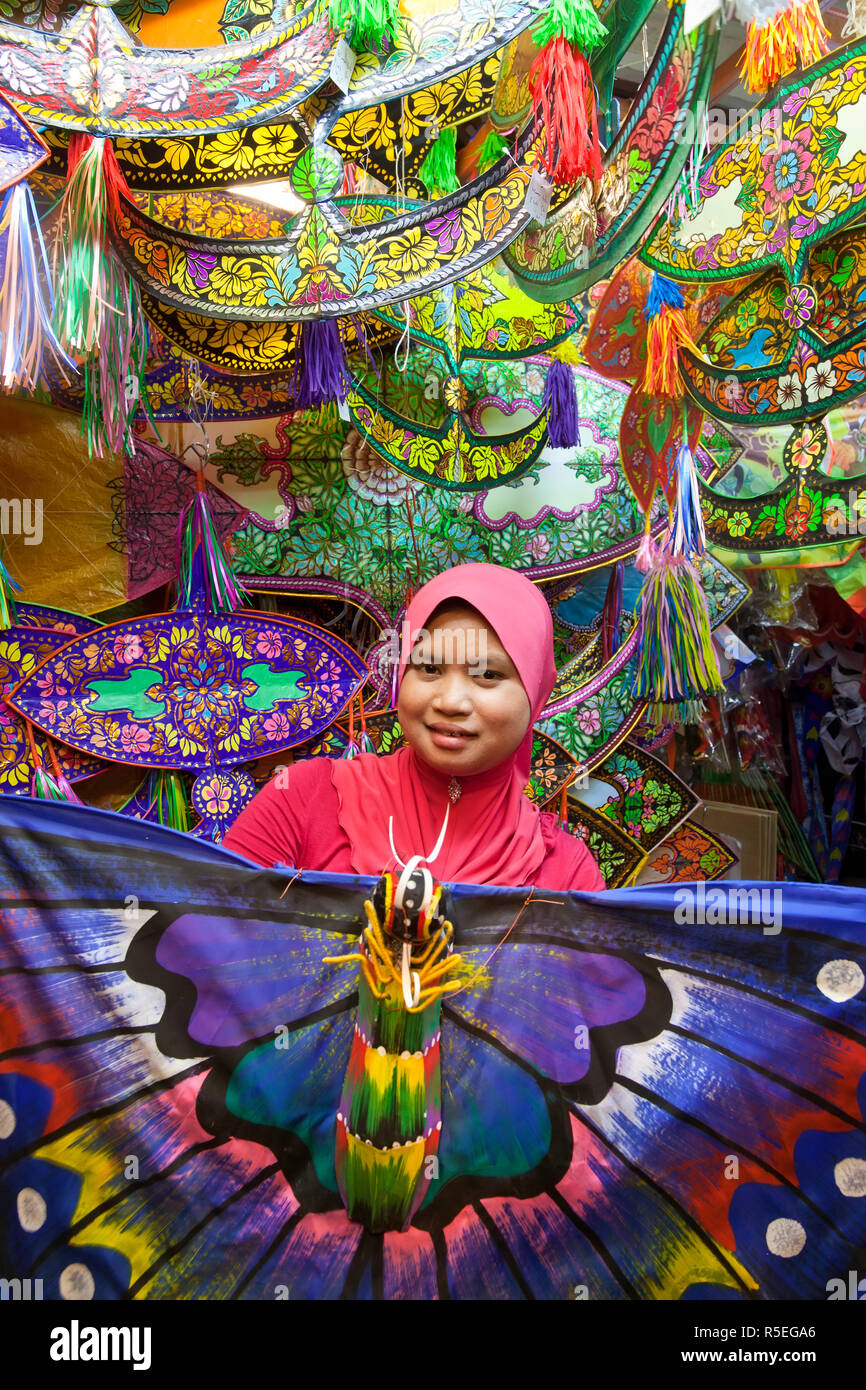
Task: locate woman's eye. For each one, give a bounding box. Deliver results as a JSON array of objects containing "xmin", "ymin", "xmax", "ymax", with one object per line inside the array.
[
  {"xmin": 481, "ymin": 669, "xmax": 503, "ymax": 681},
  {"xmin": 423, "ymin": 663, "xmax": 439, "ymax": 675}
]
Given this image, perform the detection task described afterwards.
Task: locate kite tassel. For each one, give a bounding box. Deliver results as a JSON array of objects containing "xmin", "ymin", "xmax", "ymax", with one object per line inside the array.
[
  {"xmin": 0, "ymin": 183, "xmax": 76, "ymax": 391},
  {"xmin": 739, "ymin": 0, "xmax": 829, "ymax": 93},
  {"xmin": 477, "ymin": 129, "xmax": 509, "ymax": 174},
  {"xmin": 642, "ymin": 273, "xmax": 700, "ymax": 398},
  {"xmin": 529, "ymin": 36, "xmax": 602, "ymax": 186},
  {"xmin": 419, "ymin": 125, "xmax": 460, "ymax": 197},
  {"xmin": 82, "ymin": 247, "xmax": 150, "ymax": 458},
  {"xmin": 632, "ymin": 549, "xmax": 723, "ymax": 721},
  {"xmin": 328, "ymin": 0, "xmax": 400, "ymax": 51},
  {"xmin": 669, "ymin": 438, "xmax": 708, "ymax": 558},
  {"xmin": 177, "ymin": 471, "xmax": 247, "ymax": 614},
  {"xmin": 543, "ymin": 356, "xmax": 581, "ymax": 447},
  {"xmin": 0, "ymin": 550, "xmax": 21, "ymax": 628},
  {"xmin": 292, "ymin": 318, "xmax": 350, "ymax": 410},
  {"xmin": 152, "ymin": 769, "xmax": 189, "ymax": 831},
  {"xmin": 601, "ymin": 560, "xmax": 624, "ymax": 663}
]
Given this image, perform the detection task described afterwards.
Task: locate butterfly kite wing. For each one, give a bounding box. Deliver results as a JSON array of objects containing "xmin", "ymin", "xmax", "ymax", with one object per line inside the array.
[
  {"xmin": 0, "ymin": 797, "xmax": 366, "ymax": 1300},
  {"xmin": 430, "ymin": 881, "xmax": 866, "ymax": 1299}
]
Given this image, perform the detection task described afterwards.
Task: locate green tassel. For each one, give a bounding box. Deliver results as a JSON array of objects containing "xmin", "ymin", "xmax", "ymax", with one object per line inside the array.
[
  {"xmin": 534, "ymin": 0, "xmax": 608, "ymax": 54},
  {"xmin": 154, "ymin": 770, "xmax": 189, "ymax": 832},
  {"xmin": 419, "ymin": 126, "xmax": 460, "ymax": 197},
  {"xmin": 477, "ymin": 129, "xmax": 509, "ymax": 173},
  {"xmin": 0, "ymin": 545, "xmax": 19, "ymax": 629},
  {"xmin": 53, "ymin": 136, "xmax": 107, "ymax": 355},
  {"xmin": 329, "ymin": 0, "xmax": 400, "ymax": 51}
]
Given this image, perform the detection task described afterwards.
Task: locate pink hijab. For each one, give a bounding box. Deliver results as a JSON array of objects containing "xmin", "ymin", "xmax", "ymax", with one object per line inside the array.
[{"xmin": 330, "ymin": 563, "xmax": 558, "ymax": 886}]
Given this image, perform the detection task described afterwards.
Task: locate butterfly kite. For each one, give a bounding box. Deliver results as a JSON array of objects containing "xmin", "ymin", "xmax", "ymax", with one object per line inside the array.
[{"xmin": 0, "ymin": 796, "xmax": 865, "ymax": 1300}]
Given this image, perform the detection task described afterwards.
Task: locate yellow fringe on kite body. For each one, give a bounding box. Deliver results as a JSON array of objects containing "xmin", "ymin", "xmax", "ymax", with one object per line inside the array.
[
  {"xmin": 740, "ymin": 0, "xmax": 830, "ymax": 94},
  {"xmin": 642, "ymin": 309, "xmax": 701, "ymax": 398}
]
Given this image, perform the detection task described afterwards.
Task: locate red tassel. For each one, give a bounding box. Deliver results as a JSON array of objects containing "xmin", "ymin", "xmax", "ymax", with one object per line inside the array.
[{"xmin": 529, "ymin": 37, "xmax": 602, "ymax": 186}]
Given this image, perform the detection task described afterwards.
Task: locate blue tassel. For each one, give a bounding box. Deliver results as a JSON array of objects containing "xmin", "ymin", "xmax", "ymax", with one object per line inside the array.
[
  {"xmin": 644, "ymin": 271, "xmax": 685, "ymax": 321},
  {"xmin": 544, "ymin": 357, "xmax": 581, "ymax": 447},
  {"xmin": 668, "ymin": 439, "xmax": 707, "ymax": 559}
]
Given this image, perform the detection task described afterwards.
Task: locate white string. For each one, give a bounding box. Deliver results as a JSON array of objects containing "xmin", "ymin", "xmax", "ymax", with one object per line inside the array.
[
  {"xmin": 387, "ymin": 801, "xmax": 450, "ymax": 870},
  {"xmin": 392, "ymin": 94, "xmax": 412, "ymax": 375}
]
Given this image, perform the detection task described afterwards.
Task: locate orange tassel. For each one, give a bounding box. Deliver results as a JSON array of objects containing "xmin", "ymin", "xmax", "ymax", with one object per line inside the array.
[
  {"xmin": 642, "ymin": 308, "xmax": 701, "ymax": 397},
  {"xmin": 740, "ymin": 0, "xmax": 829, "ymax": 94}
]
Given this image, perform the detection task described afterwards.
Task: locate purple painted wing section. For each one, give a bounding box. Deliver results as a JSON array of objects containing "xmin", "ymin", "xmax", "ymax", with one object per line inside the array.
[
  {"xmin": 0, "ymin": 625, "xmax": 105, "ymax": 792},
  {"xmin": 156, "ymin": 912, "xmax": 357, "ymax": 1047},
  {"xmin": 13, "ymin": 603, "xmax": 100, "ymax": 635},
  {"xmin": 447, "ymin": 943, "xmax": 646, "ymax": 1084}
]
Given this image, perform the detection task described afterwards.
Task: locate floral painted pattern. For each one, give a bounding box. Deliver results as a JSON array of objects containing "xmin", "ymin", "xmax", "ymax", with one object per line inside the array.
[
  {"xmin": 0, "ymin": 3, "xmax": 336, "ymax": 136},
  {"xmin": 503, "ymin": 7, "xmax": 717, "ymax": 298},
  {"xmin": 645, "ymin": 45, "xmax": 866, "ymax": 282},
  {"xmin": 0, "ymin": 628, "xmax": 104, "ymax": 794},
  {"xmin": 683, "ymin": 225, "xmax": 866, "ymax": 427}
]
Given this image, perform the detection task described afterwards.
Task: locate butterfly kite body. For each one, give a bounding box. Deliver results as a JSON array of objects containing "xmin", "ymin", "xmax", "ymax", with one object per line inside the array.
[{"xmin": 0, "ymin": 797, "xmax": 865, "ymax": 1300}]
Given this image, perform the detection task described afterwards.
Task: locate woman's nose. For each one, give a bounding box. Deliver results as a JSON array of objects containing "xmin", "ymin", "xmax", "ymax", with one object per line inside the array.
[{"xmin": 431, "ymin": 673, "xmax": 473, "ymax": 712}]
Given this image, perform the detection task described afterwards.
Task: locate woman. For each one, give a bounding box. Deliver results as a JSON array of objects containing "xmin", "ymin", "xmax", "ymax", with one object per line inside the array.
[{"xmin": 223, "ymin": 563, "xmax": 604, "ymax": 891}]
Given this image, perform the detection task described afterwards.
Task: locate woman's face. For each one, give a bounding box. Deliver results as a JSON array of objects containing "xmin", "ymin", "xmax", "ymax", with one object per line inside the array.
[{"xmin": 397, "ymin": 604, "xmax": 532, "ymax": 777}]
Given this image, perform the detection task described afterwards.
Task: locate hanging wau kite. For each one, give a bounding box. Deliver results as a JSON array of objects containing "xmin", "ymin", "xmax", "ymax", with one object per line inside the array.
[
  {"xmin": 611, "ymin": 271, "xmax": 722, "ymax": 720},
  {"xmin": 6, "ymin": 474, "xmax": 368, "ymax": 773}
]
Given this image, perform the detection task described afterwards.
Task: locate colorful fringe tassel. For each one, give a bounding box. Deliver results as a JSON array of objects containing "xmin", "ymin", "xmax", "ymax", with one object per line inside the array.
[
  {"xmin": 739, "ymin": 0, "xmax": 830, "ymax": 93},
  {"xmin": 24, "ymin": 719, "xmax": 82, "ymax": 803},
  {"xmin": 177, "ymin": 471, "xmax": 247, "ymax": 614},
  {"xmin": 52, "ymin": 133, "xmax": 148, "ymax": 456},
  {"xmin": 528, "ymin": 0, "xmax": 607, "ymax": 186},
  {"xmin": 601, "ymin": 560, "xmax": 624, "ymax": 663},
  {"xmin": 419, "ymin": 126, "xmax": 461, "ymax": 197},
  {"xmin": 147, "ymin": 769, "xmax": 189, "ymax": 832},
  {"xmin": 53, "ymin": 134, "xmax": 130, "ymax": 354},
  {"xmin": 529, "ymin": 36, "xmax": 602, "ymax": 185},
  {"xmin": 631, "ymin": 416, "xmax": 722, "ymax": 720},
  {"xmin": 328, "ymin": 0, "xmax": 400, "ymax": 51},
  {"xmin": 341, "ymin": 690, "xmax": 375, "ymax": 758},
  {"xmin": 0, "ymin": 183, "xmax": 75, "ymax": 391},
  {"xmin": 292, "ymin": 318, "xmax": 350, "ymax": 408},
  {"xmin": 534, "ymin": 0, "xmax": 608, "ymax": 50},
  {"xmin": 543, "ymin": 357, "xmax": 581, "ymax": 447},
  {"xmin": 642, "ymin": 273, "xmax": 701, "ymax": 398},
  {"xmin": 477, "ymin": 129, "xmax": 509, "ymax": 173},
  {"xmin": 632, "ymin": 538, "xmax": 724, "ymax": 721},
  {"xmin": 81, "ymin": 249, "xmax": 150, "ymax": 458},
  {"xmin": 0, "ymin": 547, "xmax": 20, "ymax": 628}
]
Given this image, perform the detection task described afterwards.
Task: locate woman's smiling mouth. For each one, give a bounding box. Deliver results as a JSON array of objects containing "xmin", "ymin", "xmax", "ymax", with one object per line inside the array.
[{"xmin": 426, "ymin": 724, "xmax": 478, "ymax": 747}]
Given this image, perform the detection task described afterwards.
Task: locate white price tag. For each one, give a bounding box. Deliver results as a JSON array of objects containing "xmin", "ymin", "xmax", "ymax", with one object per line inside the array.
[
  {"xmin": 337, "ymin": 393, "xmax": 351, "ymax": 421},
  {"xmin": 329, "ymin": 38, "xmax": 356, "ymax": 94},
  {"xmin": 524, "ymin": 170, "xmax": 553, "ymax": 227},
  {"xmin": 683, "ymin": 0, "xmax": 722, "ymax": 35}
]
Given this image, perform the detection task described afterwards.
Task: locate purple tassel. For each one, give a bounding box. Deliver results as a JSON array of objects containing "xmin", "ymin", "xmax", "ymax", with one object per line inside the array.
[
  {"xmin": 544, "ymin": 358, "xmax": 581, "ymax": 447},
  {"xmin": 292, "ymin": 319, "xmax": 350, "ymax": 409}
]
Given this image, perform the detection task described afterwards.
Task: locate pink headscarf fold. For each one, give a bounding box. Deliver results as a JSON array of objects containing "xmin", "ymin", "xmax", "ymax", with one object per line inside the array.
[{"xmin": 330, "ymin": 563, "xmax": 558, "ymax": 886}]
